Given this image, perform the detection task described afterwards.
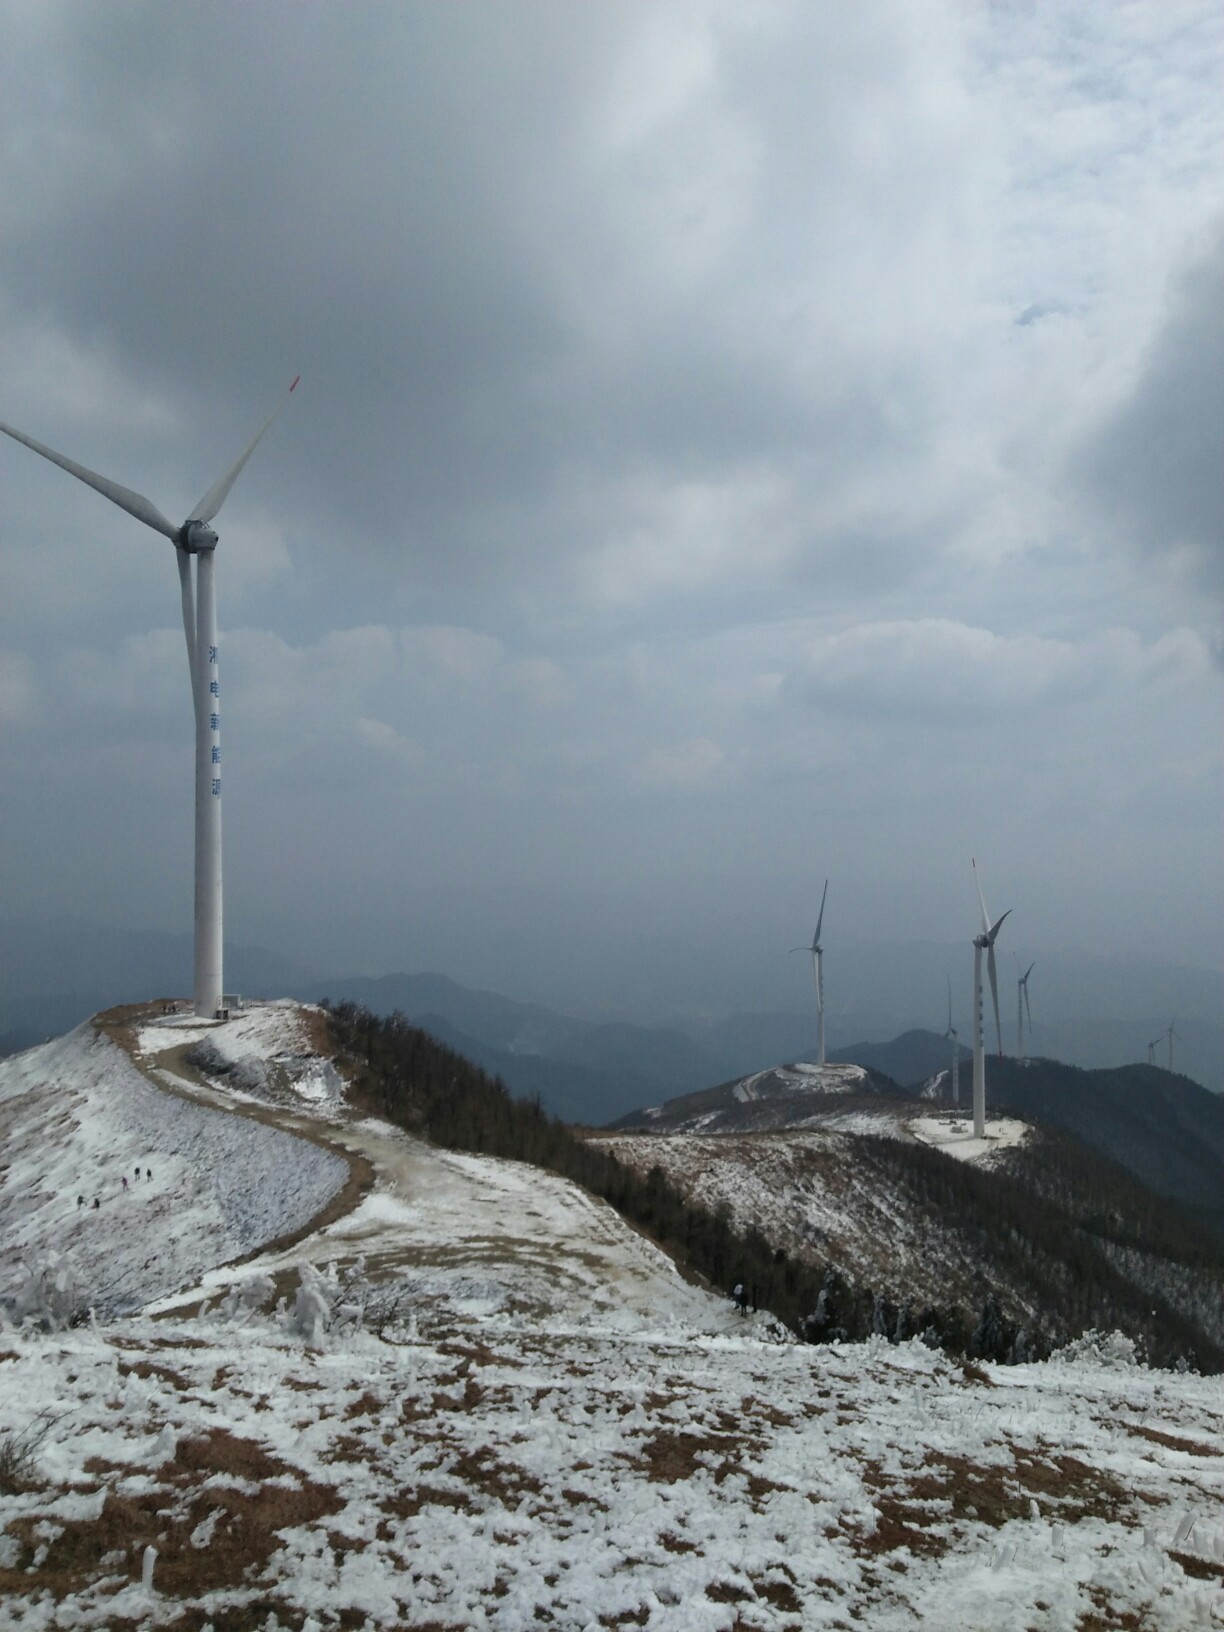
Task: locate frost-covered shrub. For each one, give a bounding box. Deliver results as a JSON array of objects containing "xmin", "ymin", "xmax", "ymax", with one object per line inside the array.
[
  {"xmin": 0, "ymin": 1412, "xmax": 54, "ymax": 1493},
  {"xmin": 1050, "ymin": 1328, "xmax": 1143, "ymax": 1369},
  {"xmin": 218, "ymin": 1274, "xmax": 277, "ymax": 1321},
  {"xmin": 186, "ymin": 1040, "xmax": 269, "ymax": 1097},
  {"xmin": 13, "ymin": 1254, "xmax": 80, "ymax": 1331},
  {"xmin": 291, "ymin": 1264, "xmax": 333, "ymax": 1346},
  {"xmin": 288, "ymin": 1258, "xmax": 372, "ymax": 1346}
]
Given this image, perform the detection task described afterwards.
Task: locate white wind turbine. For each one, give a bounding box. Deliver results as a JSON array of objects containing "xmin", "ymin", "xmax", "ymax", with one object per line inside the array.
[
  {"xmin": 945, "ymin": 974, "xmax": 960, "ymax": 1106},
  {"xmin": 970, "ymin": 859, "xmax": 1010, "ymax": 1140},
  {"xmin": 1146, "ymin": 1037, "xmax": 1159, "ymax": 1067},
  {"xmin": 1166, "ymin": 1018, "xmax": 1182, "ymax": 1073},
  {"xmin": 1016, "ymin": 958, "xmax": 1035, "ymax": 1060},
  {"xmin": 791, "ymin": 878, "xmax": 829, "ymax": 1068},
  {"xmin": 0, "ymin": 378, "xmax": 299, "ymax": 1019}
]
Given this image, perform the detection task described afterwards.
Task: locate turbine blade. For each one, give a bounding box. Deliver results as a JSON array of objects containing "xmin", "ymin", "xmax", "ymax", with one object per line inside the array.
[
  {"xmin": 192, "ymin": 375, "xmax": 299, "ymax": 523},
  {"xmin": 986, "ymin": 907, "xmax": 1011, "ymax": 945},
  {"xmin": 176, "ymin": 546, "xmax": 199, "ymax": 711},
  {"xmin": 972, "ymin": 858, "xmax": 990, "ymax": 935},
  {"xmin": 987, "ymin": 943, "xmax": 1003, "ymax": 1054},
  {"xmin": 814, "ymin": 878, "xmax": 828, "ymax": 945},
  {"xmin": 0, "ymin": 416, "xmax": 179, "ymax": 540},
  {"xmin": 1024, "ymin": 983, "xmax": 1033, "ymax": 1027}
]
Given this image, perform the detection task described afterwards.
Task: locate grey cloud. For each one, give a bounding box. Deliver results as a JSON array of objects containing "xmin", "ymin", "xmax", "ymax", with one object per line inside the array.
[
  {"xmin": 1081, "ymin": 225, "xmax": 1224, "ymax": 596},
  {"xmin": 0, "ymin": 1, "xmax": 966, "ymax": 610},
  {"xmin": 1, "ymin": 2, "xmax": 1222, "ymax": 993}
]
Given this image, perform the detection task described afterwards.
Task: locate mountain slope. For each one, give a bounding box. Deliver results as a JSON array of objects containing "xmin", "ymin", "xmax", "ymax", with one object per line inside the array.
[
  {"xmin": 983, "ymin": 1055, "xmax": 1224, "ymax": 1229},
  {"xmin": 5, "ymin": 1002, "xmax": 1224, "ymax": 1628}
]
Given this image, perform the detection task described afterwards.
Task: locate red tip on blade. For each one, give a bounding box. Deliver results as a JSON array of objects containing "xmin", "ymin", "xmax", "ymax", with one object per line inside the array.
[{"xmin": 289, "ymin": 375, "xmax": 301, "ymax": 393}]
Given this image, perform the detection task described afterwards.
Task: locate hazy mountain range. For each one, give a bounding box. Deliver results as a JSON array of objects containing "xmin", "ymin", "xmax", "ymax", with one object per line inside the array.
[{"xmin": 2, "ymin": 916, "xmax": 1220, "ymax": 1109}]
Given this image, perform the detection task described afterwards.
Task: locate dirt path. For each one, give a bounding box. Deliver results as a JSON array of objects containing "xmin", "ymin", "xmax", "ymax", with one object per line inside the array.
[{"xmin": 108, "ymin": 1004, "xmax": 732, "ymax": 1337}]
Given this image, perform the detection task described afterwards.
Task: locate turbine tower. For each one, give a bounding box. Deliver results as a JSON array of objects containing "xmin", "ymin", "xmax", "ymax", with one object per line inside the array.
[
  {"xmin": 1147, "ymin": 1037, "xmax": 1159, "ymax": 1067},
  {"xmin": 1166, "ymin": 1019, "xmax": 1182, "ymax": 1073},
  {"xmin": 1016, "ymin": 959, "xmax": 1035, "ymax": 1060},
  {"xmin": 971, "ymin": 860, "xmax": 1010, "ymax": 1140},
  {"xmin": 791, "ymin": 879, "xmax": 829, "ymax": 1068},
  {"xmin": 0, "ymin": 379, "xmax": 299, "ymax": 1019},
  {"xmin": 945, "ymin": 974, "xmax": 960, "ymax": 1106}
]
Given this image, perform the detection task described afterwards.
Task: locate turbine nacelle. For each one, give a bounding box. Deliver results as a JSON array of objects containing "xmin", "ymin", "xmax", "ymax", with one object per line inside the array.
[{"xmin": 180, "ymin": 520, "xmax": 219, "ymax": 553}]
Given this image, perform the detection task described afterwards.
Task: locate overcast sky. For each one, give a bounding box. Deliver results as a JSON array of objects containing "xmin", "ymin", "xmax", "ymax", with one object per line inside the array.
[{"xmin": 1, "ymin": 1, "xmax": 1221, "ymax": 1017}]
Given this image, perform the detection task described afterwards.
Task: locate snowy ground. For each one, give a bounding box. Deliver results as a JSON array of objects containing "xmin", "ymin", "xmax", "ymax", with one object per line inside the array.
[
  {"xmin": 0, "ymin": 1017, "xmax": 347, "ymax": 1316},
  {"xmin": 906, "ymin": 1113, "xmax": 1031, "ymax": 1165},
  {"xmin": 3, "ymin": 1003, "xmax": 1224, "ymax": 1628},
  {"xmin": 4, "ymin": 1317, "xmax": 1224, "ymax": 1630}
]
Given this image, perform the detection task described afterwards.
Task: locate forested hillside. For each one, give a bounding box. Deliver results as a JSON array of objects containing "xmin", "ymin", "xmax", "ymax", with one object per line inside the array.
[
  {"xmin": 985, "ymin": 1056, "xmax": 1224, "ymax": 1231},
  {"xmin": 324, "ymin": 1002, "xmax": 1224, "ymax": 1370}
]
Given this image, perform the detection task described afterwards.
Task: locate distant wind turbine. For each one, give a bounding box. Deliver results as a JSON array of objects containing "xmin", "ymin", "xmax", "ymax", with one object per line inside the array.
[
  {"xmin": 790, "ymin": 879, "xmax": 829, "ymax": 1068},
  {"xmin": 0, "ymin": 379, "xmax": 300, "ymax": 1019},
  {"xmin": 1147, "ymin": 1036, "xmax": 1161, "ymax": 1068},
  {"xmin": 971, "ymin": 860, "xmax": 1010, "ymax": 1140},
  {"xmin": 1166, "ymin": 1019, "xmax": 1182, "ymax": 1074},
  {"xmin": 1016, "ymin": 959, "xmax": 1035, "ymax": 1061},
  {"xmin": 945, "ymin": 974, "xmax": 960, "ymax": 1106}
]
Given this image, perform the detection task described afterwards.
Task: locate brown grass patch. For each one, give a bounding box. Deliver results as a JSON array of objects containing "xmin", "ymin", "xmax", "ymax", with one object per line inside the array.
[
  {"xmin": 436, "ymin": 1338, "xmax": 520, "ymax": 1370},
  {"xmin": 0, "ymin": 1428, "xmax": 341, "ymax": 1605},
  {"xmin": 343, "ymin": 1389, "xmax": 384, "ymax": 1419},
  {"xmin": 959, "ymin": 1361, "xmax": 994, "ymax": 1386},
  {"xmin": 706, "ymin": 1580, "xmax": 752, "ymax": 1603},
  {"xmin": 381, "ymin": 1485, "xmax": 470, "ymax": 1519},
  {"xmin": 755, "ymin": 1573, "xmax": 801, "ymax": 1612},
  {"xmin": 739, "ymin": 1394, "xmax": 794, "ymax": 1429},
  {"xmin": 1075, "ymin": 1587, "xmax": 1150, "ymax": 1631},
  {"xmin": 744, "ymin": 1471, "xmax": 791, "ymax": 1506},
  {"xmin": 116, "ymin": 1358, "xmax": 194, "ymax": 1392},
  {"xmin": 660, "ymin": 1531, "xmax": 698, "ymax": 1554},
  {"xmin": 629, "ymin": 1428, "xmax": 741, "ymax": 1485},
  {"xmin": 854, "ymin": 1441, "xmax": 1132, "ymax": 1558},
  {"xmin": 319, "ymin": 1431, "xmax": 367, "ymax": 1465},
  {"xmin": 1169, "ymin": 1550, "xmax": 1224, "ymax": 1582},
  {"xmin": 1124, "ymin": 1423, "xmax": 1222, "ymax": 1459},
  {"xmin": 449, "ymin": 1443, "xmax": 543, "ymax": 1506}
]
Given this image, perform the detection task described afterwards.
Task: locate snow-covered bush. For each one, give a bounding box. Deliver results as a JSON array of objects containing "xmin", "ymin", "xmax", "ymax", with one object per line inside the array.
[
  {"xmin": 288, "ymin": 1258, "xmax": 371, "ymax": 1346},
  {"xmin": 291, "ymin": 1264, "xmax": 333, "ymax": 1346},
  {"xmin": 1050, "ymin": 1328, "xmax": 1143, "ymax": 1369},
  {"xmin": 12, "ymin": 1254, "xmax": 81, "ymax": 1331},
  {"xmin": 218, "ymin": 1274, "xmax": 277, "ymax": 1321},
  {"xmin": 0, "ymin": 1412, "xmax": 54, "ymax": 1493},
  {"xmin": 186, "ymin": 1039, "xmax": 270, "ymax": 1097}
]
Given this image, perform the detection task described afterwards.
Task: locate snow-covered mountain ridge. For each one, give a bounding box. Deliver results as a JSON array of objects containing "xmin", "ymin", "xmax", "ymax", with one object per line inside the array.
[{"xmin": 3, "ymin": 1001, "xmax": 1224, "ymax": 1628}]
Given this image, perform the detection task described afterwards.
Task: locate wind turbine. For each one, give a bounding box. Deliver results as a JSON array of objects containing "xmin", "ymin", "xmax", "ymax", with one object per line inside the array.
[
  {"xmin": 1146, "ymin": 1037, "xmax": 1159, "ymax": 1067},
  {"xmin": 971, "ymin": 859, "xmax": 1010, "ymax": 1140},
  {"xmin": 1016, "ymin": 958, "xmax": 1035, "ymax": 1060},
  {"xmin": 945, "ymin": 973, "xmax": 960, "ymax": 1106},
  {"xmin": 1166, "ymin": 1019, "xmax": 1182, "ymax": 1073},
  {"xmin": 0, "ymin": 378, "xmax": 299, "ymax": 1019},
  {"xmin": 790, "ymin": 878, "xmax": 829, "ymax": 1068}
]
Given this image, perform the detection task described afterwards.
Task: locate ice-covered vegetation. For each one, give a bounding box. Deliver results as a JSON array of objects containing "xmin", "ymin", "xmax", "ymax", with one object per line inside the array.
[{"xmin": 3, "ymin": 999, "xmax": 1224, "ymax": 1626}]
